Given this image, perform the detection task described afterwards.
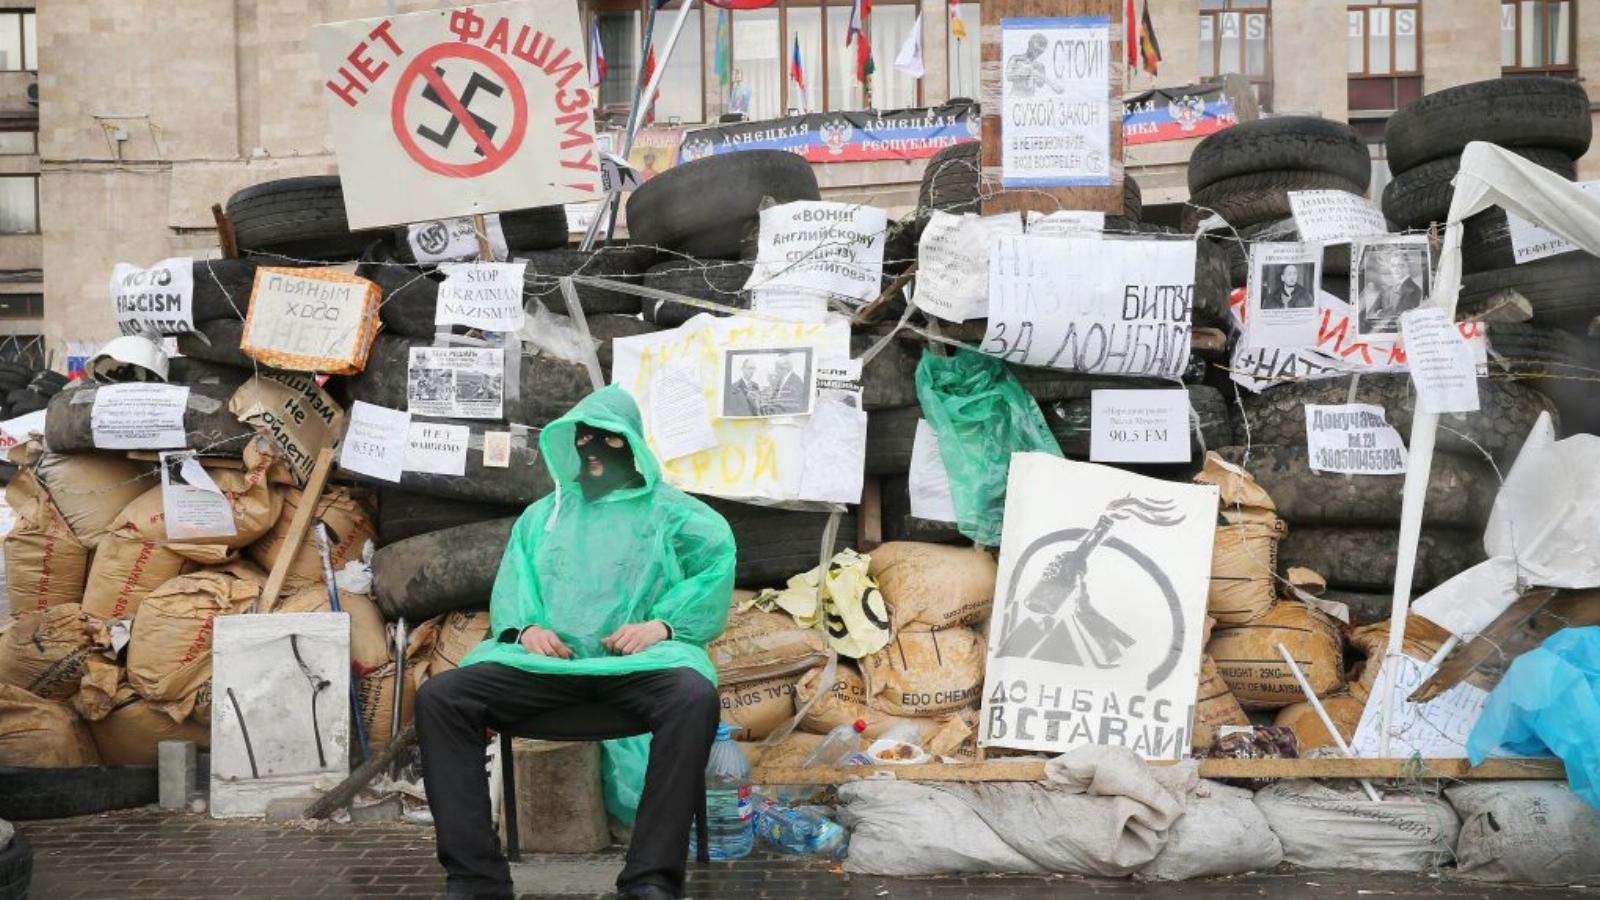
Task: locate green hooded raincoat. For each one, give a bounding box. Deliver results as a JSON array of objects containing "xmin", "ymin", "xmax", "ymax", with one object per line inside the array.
[{"xmin": 459, "ymin": 385, "xmax": 737, "ymax": 681}]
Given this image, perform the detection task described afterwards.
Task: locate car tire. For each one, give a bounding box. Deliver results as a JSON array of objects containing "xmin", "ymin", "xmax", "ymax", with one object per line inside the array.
[
  {"xmin": 1459, "ymin": 253, "xmax": 1600, "ymax": 326},
  {"xmin": 376, "ymin": 487, "xmax": 525, "ymax": 546},
  {"xmin": 1383, "ymin": 76, "xmax": 1592, "ymax": 174},
  {"xmin": 45, "ymin": 381, "xmax": 253, "ymax": 456},
  {"xmin": 1184, "ymin": 170, "xmax": 1367, "ymax": 232},
  {"xmin": 388, "ymin": 206, "xmax": 571, "ymax": 263},
  {"xmin": 641, "ymin": 259, "xmax": 753, "ymax": 326},
  {"xmin": 0, "ymin": 766, "xmax": 158, "ymax": 820},
  {"xmin": 226, "ymin": 176, "xmax": 387, "ymax": 261},
  {"xmin": 625, "ymin": 151, "xmax": 821, "ymax": 260},
  {"xmin": 1277, "ymin": 524, "xmax": 1486, "ymax": 593},
  {"xmin": 343, "ymin": 418, "xmax": 554, "ymax": 507},
  {"xmin": 0, "ymin": 832, "xmax": 30, "ymax": 900},
  {"xmin": 1188, "ymin": 116, "xmax": 1371, "ymax": 194},
  {"xmin": 704, "ymin": 498, "xmax": 859, "ymax": 589},
  {"xmin": 1382, "ymin": 148, "xmax": 1574, "ymax": 229},
  {"xmin": 373, "ymin": 517, "xmax": 518, "ymax": 620}
]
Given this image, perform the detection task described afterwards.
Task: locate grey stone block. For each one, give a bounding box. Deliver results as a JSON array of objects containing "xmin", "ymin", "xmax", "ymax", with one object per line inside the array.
[{"xmin": 158, "ymin": 741, "xmax": 198, "ymax": 811}]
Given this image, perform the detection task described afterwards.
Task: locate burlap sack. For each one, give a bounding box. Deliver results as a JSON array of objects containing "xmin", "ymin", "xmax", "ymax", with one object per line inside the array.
[
  {"xmin": 866, "ymin": 542, "xmax": 997, "ymax": 631},
  {"xmin": 0, "ymin": 683, "xmax": 100, "ymax": 767},
  {"xmin": 1274, "ymin": 693, "xmax": 1364, "ymax": 752},
  {"xmin": 428, "ymin": 610, "xmax": 492, "ymax": 677},
  {"xmin": 81, "ymin": 537, "xmax": 208, "ymax": 621},
  {"xmin": 1191, "ymin": 654, "xmax": 1250, "ymax": 752},
  {"xmin": 127, "ymin": 562, "xmax": 265, "ymax": 724},
  {"xmin": 74, "ymin": 652, "xmax": 123, "ymax": 722},
  {"xmin": 359, "ymin": 619, "xmax": 435, "ymax": 753},
  {"xmin": 1195, "ymin": 454, "xmax": 1285, "ymax": 626},
  {"xmin": 4, "ymin": 462, "xmax": 91, "ymax": 613},
  {"xmin": 719, "ymin": 671, "xmax": 806, "ymax": 740},
  {"xmin": 0, "ymin": 604, "xmax": 106, "ymax": 702},
  {"xmin": 794, "ymin": 663, "xmax": 963, "ymax": 740},
  {"xmin": 1208, "ymin": 600, "xmax": 1344, "ymax": 709},
  {"xmin": 858, "ymin": 627, "xmax": 986, "ymax": 717},
  {"xmin": 88, "ymin": 684, "xmax": 211, "ymax": 766},
  {"xmin": 709, "ymin": 602, "xmax": 828, "ymax": 684},
  {"xmin": 33, "ymin": 449, "xmax": 158, "ymax": 548},
  {"xmin": 276, "ymin": 586, "xmax": 390, "ymax": 673},
  {"xmin": 247, "ymin": 486, "xmax": 376, "ymax": 594},
  {"xmin": 1346, "ymin": 615, "xmax": 1454, "ymax": 704},
  {"xmin": 738, "ymin": 732, "xmax": 825, "ymax": 769}
]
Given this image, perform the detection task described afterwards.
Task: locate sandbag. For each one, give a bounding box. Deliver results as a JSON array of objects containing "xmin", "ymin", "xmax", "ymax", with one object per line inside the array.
[
  {"xmin": 1195, "ymin": 454, "xmax": 1283, "ymax": 626},
  {"xmin": 1446, "ymin": 781, "xmax": 1600, "ymax": 884},
  {"xmin": 858, "ymin": 627, "xmax": 985, "ymax": 717},
  {"xmin": 274, "ymin": 586, "xmax": 390, "ymax": 673},
  {"xmin": 737, "ymin": 732, "xmax": 824, "ymax": 769},
  {"xmin": 1273, "ymin": 693, "xmax": 1363, "ymax": 752},
  {"xmin": 127, "ymin": 562, "xmax": 265, "ymax": 724},
  {"xmin": 359, "ymin": 620, "xmax": 432, "ymax": 753},
  {"xmin": 839, "ymin": 779, "xmax": 1045, "ymax": 875},
  {"xmin": 1253, "ymin": 780, "xmax": 1460, "ymax": 871},
  {"xmin": 87, "ymin": 687, "xmax": 211, "ymax": 766},
  {"xmin": 32, "ymin": 450, "xmax": 157, "ymax": 548},
  {"xmin": 708, "ymin": 602, "xmax": 828, "ymax": 684},
  {"xmin": 1346, "ymin": 615, "xmax": 1453, "ymax": 703},
  {"xmin": 1191, "ymin": 655, "xmax": 1250, "ymax": 752},
  {"xmin": 0, "ymin": 604, "xmax": 105, "ymax": 702},
  {"xmin": 81, "ymin": 536, "xmax": 206, "ymax": 621},
  {"xmin": 1138, "ymin": 780, "xmax": 1283, "ymax": 881},
  {"xmin": 1207, "ymin": 601, "xmax": 1343, "ymax": 709},
  {"xmin": 3, "ymin": 462, "xmax": 90, "ymax": 612},
  {"xmin": 796, "ymin": 664, "xmax": 977, "ymax": 741},
  {"xmin": 427, "ymin": 609, "xmax": 491, "ymax": 677},
  {"xmin": 0, "ymin": 683, "xmax": 100, "ymax": 767},
  {"xmin": 865, "ymin": 542, "xmax": 996, "ymax": 631},
  {"xmin": 247, "ymin": 486, "xmax": 376, "ymax": 595},
  {"xmin": 719, "ymin": 671, "xmax": 803, "ymax": 741}
]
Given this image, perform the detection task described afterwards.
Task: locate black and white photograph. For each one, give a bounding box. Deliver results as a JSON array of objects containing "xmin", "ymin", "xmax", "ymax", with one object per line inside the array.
[
  {"xmin": 1245, "ymin": 243, "xmax": 1322, "ymax": 350},
  {"xmin": 1354, "ymin": 237, "xmax": 1431, "ymax": 337},
  {"xmin": 720, "ymin": 347, "xmax": 816, "ymax": 418},
  {"xmin": 406, "ymin": 346, "xmax": 505, "ymax": 419}
]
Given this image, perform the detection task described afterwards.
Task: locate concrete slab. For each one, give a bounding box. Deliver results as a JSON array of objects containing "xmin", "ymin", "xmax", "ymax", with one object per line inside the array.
[{"xmin": 510, "ymin": 852, "xmax": 628, "ymax": 896}]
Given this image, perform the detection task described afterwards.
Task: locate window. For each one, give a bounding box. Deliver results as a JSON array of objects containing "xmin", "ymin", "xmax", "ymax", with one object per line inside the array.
[
  {"xmin": 947, "ymin": 2, "xmax": 979, "ymax": 100},
  {"xmin": 0, "ymin": 130, "xmax": 33, "ymax": 155},
  {"xmin": 597, "ymin": 9, "xmax": 643, "ymax": 112},
  {"xmin": 1199, "ymin": 1, "xmax": 1271, "ymax": 108},
  {"xmin": 0, "ymin": 293, "xmax": 40, "ymax": 319},
  {"xmin": 789, "ymin": 4, "xmax": 823, "ymax": 112},
  {"xmin": 0, "ymin": 175, "xmax": 35, "ymax": 233},
  {"xmin": 0, "ymin": 12, "xmax": 35, "ymax": 72},
  {"xmin": 827, "ymin": 0, "xmax": 919, "ymax": 111},
  {"xmin": 1348, "ymin": 3, "xmax": 1422, "ymax": 114},
  {"xmin": 1502, "ymin": 0, "xmax": 1575, "ymax": 71},
  {"xmin": 656, "ymin": 2, "xmax": 705, "ymax": 124},
  {"xmin": 734, "ymin": 6, "xmax": 782, "ymax": 119}
]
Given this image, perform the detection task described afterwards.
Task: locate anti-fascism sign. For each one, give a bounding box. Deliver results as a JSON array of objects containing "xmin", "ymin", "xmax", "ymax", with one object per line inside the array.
[
  {"xmin": 1121, "ymin": 83, "xmax": 1237, "ymax": 146},
  {"xmin": 678, "ymin": 104, "xmax": 981, "ymax": 163},
  {"xmin": 110, "ymin": 258, "xmax": 194, "ymax": 336},
  {"xmin": 980, "ymin": 455, "xmax": 1216, "ymax": 759},
  {"xmin": 313, "ymin": 0, "xmax": 600, "ymax": 228},
  {"xmin": 982, "ymin": 235, "xmax": 1194, "ymax": 378},
  {"xmin": 744, "ymin": 201, "xmax": 888, "ymax": 306},
  {"xmin": 610, "ymin": 314, "xmax": 854, "ymax": 503},
  {"xmin": 997, "ymin": 16, "xmax": 1113, "ymax": 188}
]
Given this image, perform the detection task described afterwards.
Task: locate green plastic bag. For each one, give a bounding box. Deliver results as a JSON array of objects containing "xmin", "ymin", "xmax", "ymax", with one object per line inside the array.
[
  {"xmin": 602, "ymin": 735, "xmax": 651, "ymax": 826},
  {"xmin": 914, "ymin": 349, "xmax": 1062, "ymax": 545}
]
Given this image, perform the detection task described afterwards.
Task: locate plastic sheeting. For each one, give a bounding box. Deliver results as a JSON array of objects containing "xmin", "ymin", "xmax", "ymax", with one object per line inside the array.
[
  {"xmin": 1468, "ymin": 626, "xmax": 1600, "ymax": 811},
  {"xmin": 913, "ymin": 349, "xmax": 1062, "ymax": 546}
]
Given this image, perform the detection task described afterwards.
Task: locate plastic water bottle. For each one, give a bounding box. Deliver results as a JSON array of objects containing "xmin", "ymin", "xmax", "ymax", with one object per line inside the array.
[
  {"xmin": 753, "ymin": 796, "xmax": 848, "ymax": 857},
  {"xmin": 801, "ymin": 719, "xmax": 867, "ymax": 768},
  {"xmin": 692, "ymin": 723, "xmax": 753, "ymax": 860}
]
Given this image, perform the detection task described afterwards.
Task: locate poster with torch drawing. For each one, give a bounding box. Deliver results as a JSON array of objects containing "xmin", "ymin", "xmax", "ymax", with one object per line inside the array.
[{"xmin": 979, "ymin": 454, "xmax": 1217, "ymax": 760}]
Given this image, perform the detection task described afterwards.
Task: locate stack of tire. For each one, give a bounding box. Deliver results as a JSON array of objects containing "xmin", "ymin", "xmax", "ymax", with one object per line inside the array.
[
  {"xmin": 1186, "ymin": 116, "xmax": 1373, "ymax": 302},
  {"xmin": 1381, "ymin": 76, "xmax": 1600, "ymax": 436},
  {"xmin": 626, "ymin": 150, "xmax": 822, "ymax": 326}
]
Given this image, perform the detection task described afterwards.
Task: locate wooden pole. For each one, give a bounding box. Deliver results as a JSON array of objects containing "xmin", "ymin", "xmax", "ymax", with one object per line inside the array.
[
  {"xmin": 473, "ymin": 213, "xmax": 495, "ymax": 262},
  {"xmin": 212, "ymin": 203, "xmax": 240, "ymax": 259},
  {"xmin": 254, "ymin": 447, "xmax": 336, "ymax": 614},
  {"xmin": 304, "ymin": 722, "xmax": 418, "ymax": 820}
]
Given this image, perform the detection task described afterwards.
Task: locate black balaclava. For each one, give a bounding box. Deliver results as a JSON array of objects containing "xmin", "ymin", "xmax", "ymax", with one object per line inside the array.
[{"xmin": 575, "ymin": 423, "xmax": 643, "ymax": 500}]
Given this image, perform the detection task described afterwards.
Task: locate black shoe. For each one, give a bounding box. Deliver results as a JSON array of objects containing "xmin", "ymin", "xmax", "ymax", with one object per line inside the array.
[{"xmin": 617, "ymin": 885, "xmax": 676, "ymax": 900}]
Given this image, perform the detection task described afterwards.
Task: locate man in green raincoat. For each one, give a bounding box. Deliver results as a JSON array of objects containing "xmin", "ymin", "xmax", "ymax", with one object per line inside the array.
[{"xmin": 416, "ymin": 386, "xmax": 737, "ymax": 900}]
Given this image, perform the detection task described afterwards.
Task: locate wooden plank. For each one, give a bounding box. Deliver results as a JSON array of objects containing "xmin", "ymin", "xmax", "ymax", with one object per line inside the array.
[
  {"xmin": 980, "ymin": 0, "xmax": 1123, "ymax": 216},
  {"xmin": 254, "ymin": 447, "xmax": 336, "ymax": 614},
  {"xmin": 853, "ymin": 264, "xmax": 917, "ymax": 326},
  {"xmin": 212, "ymin": 203, "xmax": 240, "ymax": 260},
  {"xmin": 858, "ymin": 478, "xmax": 883, "ymax": 552},
  {"xmin": 1410, "ymin": 587, "xmax": 1556, "ymax": 703},
  {"xmin": 752, "ymin": 756, "xmax": 1565, "ymax": 785}
]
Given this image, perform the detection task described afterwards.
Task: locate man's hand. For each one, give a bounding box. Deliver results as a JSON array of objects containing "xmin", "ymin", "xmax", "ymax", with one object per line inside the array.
[
  {"xmin": 519, "ymin": 625, "xmax": 575, "ymax": 659},
  {"xmin": 602, "ymin": 621, "xmax": 671, "ymax": 656}
]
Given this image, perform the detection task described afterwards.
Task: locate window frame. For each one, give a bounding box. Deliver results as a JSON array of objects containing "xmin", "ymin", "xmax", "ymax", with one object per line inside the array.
[
  {"xmin": 0, "ymin": 11, "xmax": 33, "ymax": 73},
  {"xmin": 0, "ymin": 173, "xmax": 38, "ymax": 235},
  {"xmin": 1347, "ymin": 3, "xmax": 1422, "ymax": 77},
  {"xmin": 1502, "ymin": 0, "xmax": 1578, "ymax": 74},
  {"xmin": 1198, "ymin": 1, "xmax": 1273, "ymax": 109}
]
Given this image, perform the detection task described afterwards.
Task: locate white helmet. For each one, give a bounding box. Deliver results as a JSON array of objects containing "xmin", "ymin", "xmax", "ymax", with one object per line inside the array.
[{"xmin": 88, "ymin": 334, "xmax": 169, "ymax": 383}]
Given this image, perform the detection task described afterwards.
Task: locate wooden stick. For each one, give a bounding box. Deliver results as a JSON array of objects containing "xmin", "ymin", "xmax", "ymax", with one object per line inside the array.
[
  {"xmin": 303, "ymin": 722, "xmax": 417, "ymax": 820},
  {"xmin": 858, "ymin": 478, "xmax": 883, "ymax": 552},
  {"xmin": 853, "ymin": 264, "xmax": 917, "ymax": 326},
  {"xmin": 1409, "ymin": 587, "xmax": 1559, "ymax": 703},
  {"xmin": 473, "ymin": 213, "xmax": 495, "ymax": 262},
  {"xmin": 751, "ymin": 755, "xmax": 1564, "ymax": 785},
  {"xmin": 254, "ymin": 447, "xmax": 336, "ymax": 614},
  {"xmin": 212, "ymin": 203, "xmax": 240, "ymax": 259}
]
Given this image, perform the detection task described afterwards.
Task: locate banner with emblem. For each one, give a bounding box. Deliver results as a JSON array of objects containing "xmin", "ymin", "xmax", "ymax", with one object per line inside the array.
[
  {"xmin": 678, "ymin": 102, "xmax": 981, "ymax": 164},
  {"xmin": 1121, "ymin": 82, "xmax": 1237, "ymax": 146}
]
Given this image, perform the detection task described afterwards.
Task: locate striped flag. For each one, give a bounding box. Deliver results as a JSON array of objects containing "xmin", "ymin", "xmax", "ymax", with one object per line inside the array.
[
  {"xmin": 714, "ymin": 9, "xmax": 731, "ymax": 85},
  {"xmin": 950, "ymin": 0, "xmax": 967, "ymax": 41},
  {"xmin": 1125, "ymin": 0, "xmax": 1137, "ymax": 67},
  {"xmin": 846, "ymin": 0, "xmax": 875, "ymax": 90},
  {"xmin": 1139, "ymin": 0, "xmax": 1163, "ymax": 75},
  {"xmin": 790, "ymin": 33, "xmax": 807, "ymax": 94},
  {"xmin": 590, "ymin": 20, "xmax": 606, "ymax": 87}
]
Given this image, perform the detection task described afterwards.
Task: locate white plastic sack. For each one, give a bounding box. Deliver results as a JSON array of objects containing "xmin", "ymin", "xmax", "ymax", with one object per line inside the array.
[
  {"xmin": 1447, "ymin": 781, "xmax": 1600, "ymax": 884},
  {"xmin": 1254, "ymin": 780, "xmax": 1459, "ymax": 871},
  {"xmin": 838, "ymin": 745, "xmax": 1193, "ymax": 877},
  {"xmin": 1138, "ymin": 780, "xmax": 1283, "ymax": 881}
]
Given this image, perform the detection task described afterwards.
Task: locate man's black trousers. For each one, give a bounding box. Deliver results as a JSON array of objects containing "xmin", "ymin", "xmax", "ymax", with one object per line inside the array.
[{"xmin": 416, "ymin": 662, "xmax": 720, "ymax": 898}]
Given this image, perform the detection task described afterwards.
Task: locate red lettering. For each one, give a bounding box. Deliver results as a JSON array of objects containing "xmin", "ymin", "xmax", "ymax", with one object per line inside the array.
[
  {"xmin": 369, "ymin": 19, "xmax": 402, "ymax": 56},
  {"xmin": 484, "ymin": 17, "xmax": 511, "ymax": 53},
  {"xmin": 347, "ymin": 43, "xmax": 385, "ymax": 81},
  {"xmin": 512, "ymin": 26, "xmax": 554, "ymax": 67},
  {"xmin": 555, "ymin": 87, "xmax": 590, "ymax": 115},
  {"xmin": 555, "ymin": 111, "xmax": 593, "ymax": 152},
  {"xmin": 324, "ymin": 66, "xmax": 367, "ymax": 108},
  {"xmin": 543, "ymin": 47, "xmax": 584, "ymax": 90}
]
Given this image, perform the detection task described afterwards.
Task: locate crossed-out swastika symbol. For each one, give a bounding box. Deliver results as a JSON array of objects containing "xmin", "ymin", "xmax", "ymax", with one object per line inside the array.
[
  {"xmin": 418, "ymin": 67, "xmax": 503, "ymax": 156},
  {"xmin": 391, "ymin": 42, "xmax": 527, "ymax": 179}
]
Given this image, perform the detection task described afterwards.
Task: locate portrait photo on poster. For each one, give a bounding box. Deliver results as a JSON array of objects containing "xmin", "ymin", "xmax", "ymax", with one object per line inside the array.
[
  {"xmin": 1353, "ymin": 236, "xmax": 1432, "ymax": 338},
  {"xmin": 720, "ymin": 347, "xmax": 816, "ymax": 419},
  {"xmin": 1244, "ymin": 243, "xmax": 1321, "ymax": 350}
]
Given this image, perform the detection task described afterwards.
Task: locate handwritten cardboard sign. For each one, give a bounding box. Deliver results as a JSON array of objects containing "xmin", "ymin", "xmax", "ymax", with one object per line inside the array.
[{"xmin": 241, "ymin": 268, "xmax": 381, "ymax": 375}]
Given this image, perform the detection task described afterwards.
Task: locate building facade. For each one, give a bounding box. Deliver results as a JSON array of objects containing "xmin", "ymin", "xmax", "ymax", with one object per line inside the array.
[{"xmin": 30, "ymin": 0, "xmax": 1600, "ymax": 353}]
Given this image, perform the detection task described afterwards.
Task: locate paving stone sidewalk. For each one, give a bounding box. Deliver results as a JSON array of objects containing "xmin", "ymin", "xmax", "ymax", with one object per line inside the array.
[{"xmin": 19, "ymin": 808, "xmax": 1600, "ymax": 900}]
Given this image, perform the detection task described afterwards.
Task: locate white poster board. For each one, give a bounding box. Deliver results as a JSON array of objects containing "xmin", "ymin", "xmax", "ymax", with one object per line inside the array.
[
  {"xmin": 909, "ymin": 419, "xmax": 957, "ymax": 523},
  {"xmin": 1303, "ymin": 403, "xmax": 1408, "ymax": 475},
  {"xmin": 404, "ymin": 421, "xmax": 471, "ymax": 476},
  {"xmin": 111, "ymin": 258, "xmax": 194, "ymax": 336},
  {"xmin": 611, "ymin": 314, "xmax": 852, "ymax": 502},
  {"xmin": 160, "ymin": 452, "xmax": 238, "ymax": 541},
  {"xmin": 242, "ymin": 270, "xmax": 375, "ymax": 366},
  {"xmin": 405, "ymin": 213, "xmax": 509, "ymax": 263},
  {"xmin": 312, "ymin": 0, "xmax": 601, "ymax": 228},
  {"xmin": 998, "ymin": 16, "xmax": 1112, "ymax": 188},
  {"xmin": 434, "ymin": 262, "xmax": 528, "ymax": 331},
  {"xmin": 407, "ymin": 346, "xmax": 505, "ymax": 419},
  {"xmin": 744, "ymin": 201, "xmax": 888, "ymax": 307},
  {"xmin": 980, "ymin": 455, "xmax": 1217, "ymax": 759},
  {"xmin": 1244, "ymin": 242, "xmax": 1321, "ymax": 350},
  {"xmin": 339, "ymin": 401, "xmax": 410, "ymax": 482},
  {"xmin": 1504, "ymin": 179, "xmax": 1600, "ymax": 264},
  {"xmin": 89, "ymin": 383, "xmax": 190, "ymax": 450},
  {"xmin": 1349, "ymin": 654, "xmax": 1489, "ymax": 759},
  {"xmin": 913, "ymin": 211, "xmax": 1024, "ymax": 323},
  {"xmin": 1352, "ymin": 235, "xmax": 1432, "ymax": 340},
  {"xmin": 983, "ymin": 236, "xmax": 1193, "ymax": 378},
  {"xmin": 1400, "ymin": 307, "xmax": 1481, "ymax": 414},
  {"xmin": 1089, "ymin": 389, "xmax": 1191, "ymax": 463},
  {"xmin": 1287, "ymin": 190, "xmax": 1388, "ymax": 244}
]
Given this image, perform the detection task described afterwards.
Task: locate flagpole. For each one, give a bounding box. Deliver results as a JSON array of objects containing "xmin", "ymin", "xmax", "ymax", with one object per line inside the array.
[{"xmin": 584, "ymin": 0, "xmax": 700, "ymax": 250}]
